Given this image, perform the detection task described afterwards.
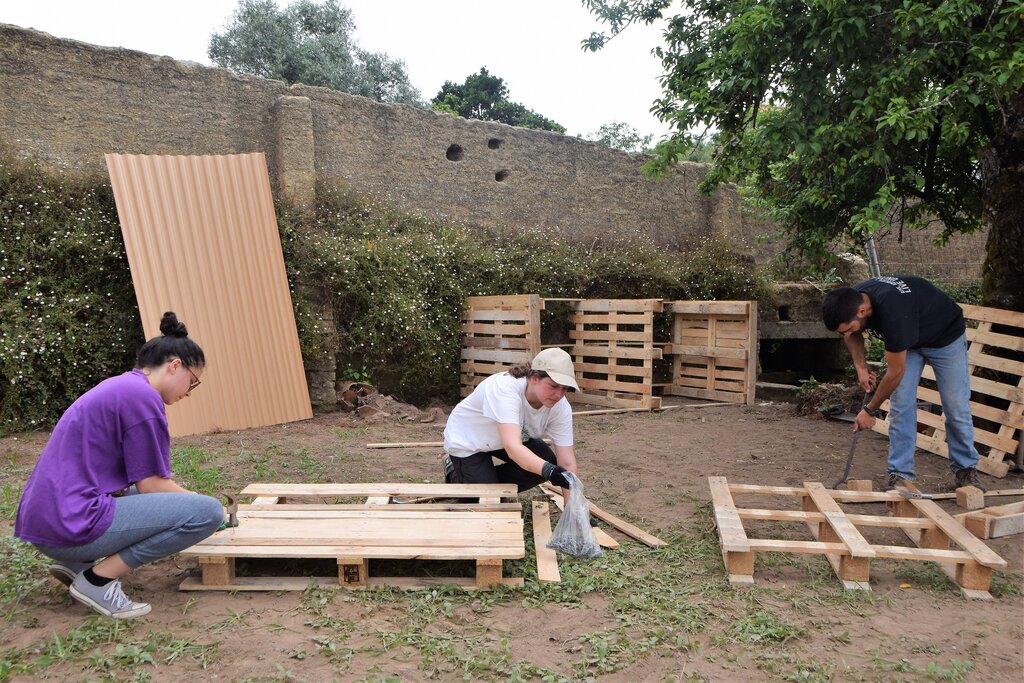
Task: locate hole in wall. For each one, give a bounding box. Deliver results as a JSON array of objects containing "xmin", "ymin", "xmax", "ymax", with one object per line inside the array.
[
  {"xmin": 488, "ymin": 138, "xmax": 503, "ymax": 149},
  {"xmin": 495, "ymin": 169, "xmax": 509, "ymax": 182},
  {"xmin": 446, "ymin": 144, "xmax": 464, "ymax": 161},
  {"xmin": 778, "ymin": 305, "xmax": 791, "ymax": 321}
]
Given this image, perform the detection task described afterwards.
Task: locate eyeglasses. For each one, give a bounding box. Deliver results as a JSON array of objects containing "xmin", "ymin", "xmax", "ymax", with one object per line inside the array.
[{"xmin": 184, "ymin": 364, "xmax": 201, "ymax": 392}]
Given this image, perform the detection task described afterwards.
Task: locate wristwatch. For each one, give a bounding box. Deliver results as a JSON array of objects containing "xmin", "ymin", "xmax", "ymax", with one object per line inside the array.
[{"xmin": 863, "ymin": 406, "xmax": 884, "ymax": 418}]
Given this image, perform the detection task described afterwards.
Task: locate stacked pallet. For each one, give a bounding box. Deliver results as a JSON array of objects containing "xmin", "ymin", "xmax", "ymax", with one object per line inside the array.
[
  {"xmin": 180, "ymin": 483, "xmax": 526, "ymax": 591},
  {"xmin": 567, "ymin": 299, "xmax": 663, "ymax": 410},
  {"xmin": 664, "ymin": 301, "xmax": 758, "ymax": 405},
  {"xmin": 459, "ymin": 295, "xmax": 542, "ymax": 398}
]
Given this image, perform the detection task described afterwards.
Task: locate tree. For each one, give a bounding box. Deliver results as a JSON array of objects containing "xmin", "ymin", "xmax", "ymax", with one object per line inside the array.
[
  {"xmin": 583, "ymin": 121, "xmax": 654, "ymax": 153},
  {"xmin": 584, "ymin": 1, "xmax": 1024, "ymax": 310},
  {"xmin": 209, "ymin": 0, "xmax": 422, "ymax": 106},
  {"xmin": 431, "ymin": 68, "xmax": 566, "ymax": 132}
]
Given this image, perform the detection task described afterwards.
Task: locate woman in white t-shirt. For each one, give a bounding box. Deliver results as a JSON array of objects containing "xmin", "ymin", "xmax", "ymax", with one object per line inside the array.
[{"xmin": 443, "ymin": 348, "xmax": 579, "ymax": 492}]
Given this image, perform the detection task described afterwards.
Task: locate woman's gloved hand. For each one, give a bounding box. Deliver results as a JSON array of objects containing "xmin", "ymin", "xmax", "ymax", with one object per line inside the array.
[{"xmin": 541, "ymin": 461, "xmax": 572, "ymax": 488}]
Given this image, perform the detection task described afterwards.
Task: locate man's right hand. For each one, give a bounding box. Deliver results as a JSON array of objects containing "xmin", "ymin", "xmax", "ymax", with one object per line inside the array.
[
  {"xmin": 541, "ymin": 462, "xmax": 572, "ymax": 488},
  {"xmin": 856, "ymin": 367, "xmax": 877, "ymax": 392}
]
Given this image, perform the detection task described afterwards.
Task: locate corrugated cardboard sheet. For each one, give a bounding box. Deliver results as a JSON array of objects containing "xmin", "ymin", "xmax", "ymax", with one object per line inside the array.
[{"xmin": 106, "ymin": 153, "xmax": 312, "ymax": 436}]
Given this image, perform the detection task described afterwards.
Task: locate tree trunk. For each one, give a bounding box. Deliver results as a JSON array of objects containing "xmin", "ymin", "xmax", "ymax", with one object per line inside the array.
[{"xmin": 981, "ymin": 89, "xmax": 1024, "ymax": 312}]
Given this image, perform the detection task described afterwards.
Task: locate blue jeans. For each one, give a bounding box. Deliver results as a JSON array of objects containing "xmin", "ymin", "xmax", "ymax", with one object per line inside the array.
[
  {"xmin": 886, "ymin": 333, "xmax": 979, "ymax": 479},
  {"xmin": 34, "ymin": 490, "xmax": 223, "ymax": 569}
]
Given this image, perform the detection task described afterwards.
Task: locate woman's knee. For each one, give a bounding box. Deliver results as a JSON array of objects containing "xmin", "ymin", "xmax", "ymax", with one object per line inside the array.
[{"xmin": 191, "ymin": 494, "xmax": 226, "ymax": 534}]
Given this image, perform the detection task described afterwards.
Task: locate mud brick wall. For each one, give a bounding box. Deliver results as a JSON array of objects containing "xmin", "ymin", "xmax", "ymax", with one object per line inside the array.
[{"xmin": 0, "ymin": 23, "xmax": 985, "ymax": 277}]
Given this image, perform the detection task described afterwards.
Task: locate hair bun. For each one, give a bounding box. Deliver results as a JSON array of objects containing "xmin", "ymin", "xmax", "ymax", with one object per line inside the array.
[{"xmin": 159, "ymin": 311, "xmax": 189, "ymax": 338}]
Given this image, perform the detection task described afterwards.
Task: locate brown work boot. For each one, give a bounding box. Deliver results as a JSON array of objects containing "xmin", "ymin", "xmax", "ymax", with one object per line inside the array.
[
  {"xmin": 886, "ymin": 472, "xmax": 910, "ymax": 491},
  {"xmin": 954, "ymin": 467, "xmax": 987, "ymax": 492}
]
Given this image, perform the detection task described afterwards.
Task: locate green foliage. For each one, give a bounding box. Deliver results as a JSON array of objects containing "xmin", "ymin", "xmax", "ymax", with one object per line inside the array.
[
  {"xmin": 0, "ymin": 153, "xmax": 142, "ymax": 434},
  {"xmin": 431, "ymin": 67, "xmax": 566, "ymax": 132},
  {"xmin": 582, "ymin": 121, "xmax": 654, "ymax": 154},
  {"xmin": 209, "ymin": 0, "xmax": 422, "ymax": 105},
  {"xmin": 585, "ymin": 0, "xmax": 1024, "ymax": 301},
  {"xmin": 0, "ymin": 536, "xmax": 52, "ymax": 621},
  {"xmin": 935, "ymin": 279, "xmax": 983, "ymax": 305},
  {"xmin": 1, "ymin": 151, "xmax": 771, "ymax": 428},
  {"xmin": 282, "ymin": 183, "xmax": 772, "ymax": 403}
]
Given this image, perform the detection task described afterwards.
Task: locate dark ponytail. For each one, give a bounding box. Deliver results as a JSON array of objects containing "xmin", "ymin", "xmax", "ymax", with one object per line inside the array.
[{"xmin": 135, "ymin": 312, "xmax": 205, "ymax": 369}]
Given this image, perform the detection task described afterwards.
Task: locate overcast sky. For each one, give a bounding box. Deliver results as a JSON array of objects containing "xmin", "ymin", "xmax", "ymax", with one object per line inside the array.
[{"xmin": 1, "ymin": 0, "xmax": 675, "ymax": 141}]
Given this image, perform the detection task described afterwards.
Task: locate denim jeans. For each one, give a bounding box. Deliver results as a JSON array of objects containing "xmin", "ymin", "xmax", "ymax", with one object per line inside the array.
[
  {"xmin": 886, "ymin": 333, "xmax": 979, "ymax": 479},
  {"xmin": 34, "ymin": 490, "xmax": 223, "ymax": 569}
]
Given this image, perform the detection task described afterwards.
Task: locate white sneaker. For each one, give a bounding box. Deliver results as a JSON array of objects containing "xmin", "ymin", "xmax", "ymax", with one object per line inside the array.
[{"xmin": 69, "ymin": 573, "xmax": 151, "ymax": 620}]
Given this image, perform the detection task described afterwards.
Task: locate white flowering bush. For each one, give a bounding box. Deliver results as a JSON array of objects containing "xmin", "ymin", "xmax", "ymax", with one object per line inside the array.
[
  {"xmin": 1, "ymin": 155, "xmax": 774, "ymax": 430},
  {"xmin": 0, "ymin": 154, "xmax": 141, "ymax": 434}
]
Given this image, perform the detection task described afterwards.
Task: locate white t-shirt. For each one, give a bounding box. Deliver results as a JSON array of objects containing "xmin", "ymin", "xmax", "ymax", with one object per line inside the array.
[{"xmin": 443, "ymin": 373, "xmax": 574, "ymax": 458}]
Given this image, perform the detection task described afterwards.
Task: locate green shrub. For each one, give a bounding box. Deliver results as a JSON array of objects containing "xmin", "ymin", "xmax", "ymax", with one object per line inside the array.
[
  {"xmin": 1, "ymin": 154, "xmax": 774, "ymax": 431},
  {"xmin": 0, "ymin": 155, "xmax": 141, "ymax": 434}
]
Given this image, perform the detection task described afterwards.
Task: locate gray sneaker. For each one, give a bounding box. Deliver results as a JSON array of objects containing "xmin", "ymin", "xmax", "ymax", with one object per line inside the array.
[
  {"xmin": 49, "ymin": 561, "xmax": 93, "ymax": 587},
  {"xmin": 69, "ymin": 573, "xmax": 151, "ymax": 620}
]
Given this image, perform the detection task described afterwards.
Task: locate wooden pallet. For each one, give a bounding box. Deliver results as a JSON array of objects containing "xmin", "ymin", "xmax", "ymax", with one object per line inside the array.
[
  {"xmin": 664, "ymin": 301, "xmax": 758, "ymax": 405},
  {"xmin": 180, "ymin": 484, "xmax": 526, "ymax": 591},
  {"xmin": 460, "ymin": 295, "xmax": 542, "ymax": 398},
  {"xmin": 708, "ymin": 477, "xmax": 1007, "ymax": 600},
  {"xmin": 957, "ymin": 500, "xmax": 1024, "ymax": 539},
  {"xmin": 567, "ymin": 299, "xmax": 663, "ymax": 410},
  {"xmin": 872, "ymin": 304, "xmax": 1024, "ymax": 477}
]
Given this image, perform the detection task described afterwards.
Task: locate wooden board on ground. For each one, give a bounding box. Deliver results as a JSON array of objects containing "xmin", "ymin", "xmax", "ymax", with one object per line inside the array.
[
  {"xmin": 531, "ymin": 500, "xmax": 560, "ymax": 583},
  {"xmin": 709, "ymin": 477, "xmax": 1008, "ymax": 599},
  {"xmin": 181, "ymin": 483, "xmax": 526, "ymax": 591},
  {"xmin": 540, "ymin": 483, "xmax": 665, "ymax": 547},
  {"xmin": 871, "ymin": 303, "xmax": 1024, "ymax": 478}
]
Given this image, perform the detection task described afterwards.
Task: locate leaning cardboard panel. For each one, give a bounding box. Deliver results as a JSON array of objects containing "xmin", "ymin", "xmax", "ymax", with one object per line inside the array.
[{"xmin": 105, "ymin": 153, "xmax": 312, "ymax": 436}]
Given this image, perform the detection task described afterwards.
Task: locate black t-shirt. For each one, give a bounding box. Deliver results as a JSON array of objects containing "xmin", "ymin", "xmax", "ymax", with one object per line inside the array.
[{"xmin": 853, "ymin": 276, "xmax": 965, "ymax": 352}]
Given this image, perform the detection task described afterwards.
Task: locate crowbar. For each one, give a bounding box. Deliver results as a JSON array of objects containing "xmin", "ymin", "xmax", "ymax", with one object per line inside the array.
[
  {"xmin": 832, "ymin": 391, "xmax": 874, "ymax": 489},
  {"xmin": 895, "ymin": 479, "xmax": 934, "ymax": 500}
]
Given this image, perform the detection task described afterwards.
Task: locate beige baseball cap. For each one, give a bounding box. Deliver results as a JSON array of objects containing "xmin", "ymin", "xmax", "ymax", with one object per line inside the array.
[{"xmin": 530, "ymin": 348, "xmax": 579, "ymax": 391}]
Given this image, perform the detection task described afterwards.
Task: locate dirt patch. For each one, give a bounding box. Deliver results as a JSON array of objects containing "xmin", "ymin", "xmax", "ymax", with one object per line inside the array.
[{"xmin": 1, "ymin": 400, "xmax": 1022, "ymax": 681}]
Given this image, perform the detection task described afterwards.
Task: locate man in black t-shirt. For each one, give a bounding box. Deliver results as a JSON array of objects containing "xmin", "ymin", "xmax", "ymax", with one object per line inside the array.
[{"xmin": 822, "ymin": 275, "xmax": 986, "ymax": 491}]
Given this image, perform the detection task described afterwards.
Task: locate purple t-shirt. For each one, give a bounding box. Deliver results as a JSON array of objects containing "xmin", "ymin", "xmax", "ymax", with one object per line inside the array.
[{"xmin": 14, "ymin": 369, "xmax": 172, "ymax": 547}]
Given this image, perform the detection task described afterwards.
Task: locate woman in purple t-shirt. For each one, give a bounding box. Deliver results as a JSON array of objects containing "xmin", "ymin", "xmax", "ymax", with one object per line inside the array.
[{"xmin": 14, "ymin": 312, "xmax": 224, "ymax": 619}]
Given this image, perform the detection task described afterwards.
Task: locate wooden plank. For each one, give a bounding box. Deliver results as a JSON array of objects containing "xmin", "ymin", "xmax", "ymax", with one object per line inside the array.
[
  {"xmin": 250, "ymin": 496, "xmax": 280, "ymax": 505},
  {"xmin": 960, "ymin": 303, "xmax": 1024, "ymax": 327},
  {"xmin": 462, "ymin": 310, "xmax": 532, "ymax": 323},
  {"xmin": 240, "ymin": 483, "xmax": 518, "ymax": 498},
  {"xmin": 573, "ymin": 361, "xmax": 653, "ymax": 378},
  {"xmin": 737, "ymin": 508, "xmax": 935, "ymax": 529},
  {"xmin": 664, "ymin": 344, "xmax": 747, "ymax": 360},
  {"xmin": 744, "ymin": 302, "xmax": 758, "ymax": 404},
  {"xmin": 707, "ymin": 477, "xmax": 749, "ymax": 553},
  {"xmin": 908, "ymin": 498, "xmax": 1008, "ymax": 568},
  {"xmin": 916, "ymin": 386, "xmax": 1024, "ymax": 431},
  {"xmin": 569, "ymin": 312, "xmax": 656, "ymax": 325},
  {"xmin": 182, "ymin": 545, "xmax": 524, "ymax": 559},
  {"xmin": 462, "ymin": 336, "xmax": 532, "ymax": 350},
  {"xmin": 747, "ymin": 539, "xmax": 974, "ymax": 563},
  {"xmin": 964, "ymin": 325, "xmax": 1024, "ymax": 352},
  {"xmin": 570, "ymin": 299, "xmax": 663, "ymax": 313},
  {"xmin": 531, "ymin": 500, "xmax": 561, "ymax": 583},
  {"xmin": 666, "ymin": 301, "xmax": 751, "ymax": 315},
  {"xmin": 577, "ymin": 377, "xmax": 653, "ymax": 395},
  {"xmin": 668, "ymin": 386, "xmax": 746, "ymax": 404},
  {"xmin": 476, "ymin": 558, "xmax": 504, "ymax": 588},
  {"xmin": 921, "ymin": 365, "xmax": 1024, "ymax": 403},
  {"xmin": 571, "ymin": 345, "xmax": 663, "ymax": 360},
  {"xmin": 570, "ymin": 329, "xmax": 650, "ymax": 342},
  {"xmin": 180, "ymin": 576, "xmax": 524, "ymax": 591},
  {"xmin": 461, "ymin": 347, "xmax": 532, "ymax": 364},
  {"xmin": 238, "ymin": 509, "xmax": 523, "ymax": 520}
]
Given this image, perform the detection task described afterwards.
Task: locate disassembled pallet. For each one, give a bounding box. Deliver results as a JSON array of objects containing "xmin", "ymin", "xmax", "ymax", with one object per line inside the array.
[
  {"xmin": 180, "ymin": 483, "xmax": 525, "ymax": 591},
  {"xmin": 709, "ymin": 477, "xmax": 1008, "ymax": 600}
]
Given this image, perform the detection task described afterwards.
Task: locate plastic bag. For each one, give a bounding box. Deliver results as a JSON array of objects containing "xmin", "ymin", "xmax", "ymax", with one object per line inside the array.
[{"xmin": 546, "ymin": 472, "xmax": 603, "ymax": 559}]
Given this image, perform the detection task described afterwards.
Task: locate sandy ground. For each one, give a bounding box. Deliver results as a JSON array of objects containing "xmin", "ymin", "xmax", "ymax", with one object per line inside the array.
[{"xmin": 1, "ymin": 399, "xmax": 1022, "ymax": 681}]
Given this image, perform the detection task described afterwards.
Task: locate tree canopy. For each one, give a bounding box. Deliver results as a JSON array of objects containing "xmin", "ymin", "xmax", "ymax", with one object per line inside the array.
[
  {"xmin": 583, "ymin": 121, "xmax": 654, "ymax": 153},
  {"xmin": 431, "ymin": 68, "xmax": 566, "ymax": 132},
  {"xmin": 209, "ymin": 0, "xmax": 422, "ymax": 106},
  {"xmin": 585, "ymin": 0, "xmax": 1024, "ymax": 309}
]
